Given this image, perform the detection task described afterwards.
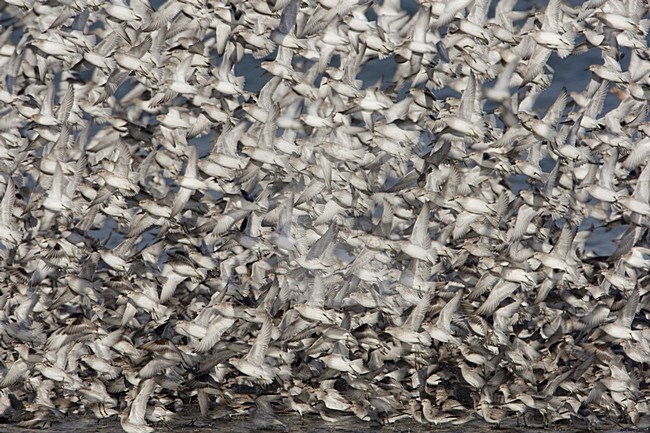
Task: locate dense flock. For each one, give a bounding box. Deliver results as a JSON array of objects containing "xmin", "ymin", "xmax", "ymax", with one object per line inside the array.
[{"xmin": 0, "ymin": 0, "xmax": 649, "ymax": 431}]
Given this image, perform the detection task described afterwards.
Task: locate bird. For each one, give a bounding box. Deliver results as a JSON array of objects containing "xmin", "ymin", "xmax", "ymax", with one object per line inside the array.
[{"xmin": 230, "ymin": 316, "xmax": 277, "ymax": 385}]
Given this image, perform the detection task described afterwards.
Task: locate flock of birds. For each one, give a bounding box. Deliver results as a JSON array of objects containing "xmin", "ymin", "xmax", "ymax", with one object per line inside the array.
[{"xmin": 0, "ymin": 0, "xmax": 649, "ymax": 431}]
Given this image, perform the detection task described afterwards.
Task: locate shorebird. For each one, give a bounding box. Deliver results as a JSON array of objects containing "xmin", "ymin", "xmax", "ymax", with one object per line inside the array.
[
  {"xmin": 426, "ymin": 289, "xmax": 462, "ymax": 344},
  {"xmin": 170, "ymin": 146, "xmax": 208, "ymax": 218},
  {"xmin": 120, "ymin": 379, "xmax": 155, "ymax": 433},
  {"xmin": 230, "ymin": 316, "xmax": 277, "ymax": 385},
  {"xmin": 0, "ymin": 179, "xmax": 21, "ymax": 246},
  {"xmin": 250, "ymin": 395, "xmax": 287, "ymax": 430}
]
